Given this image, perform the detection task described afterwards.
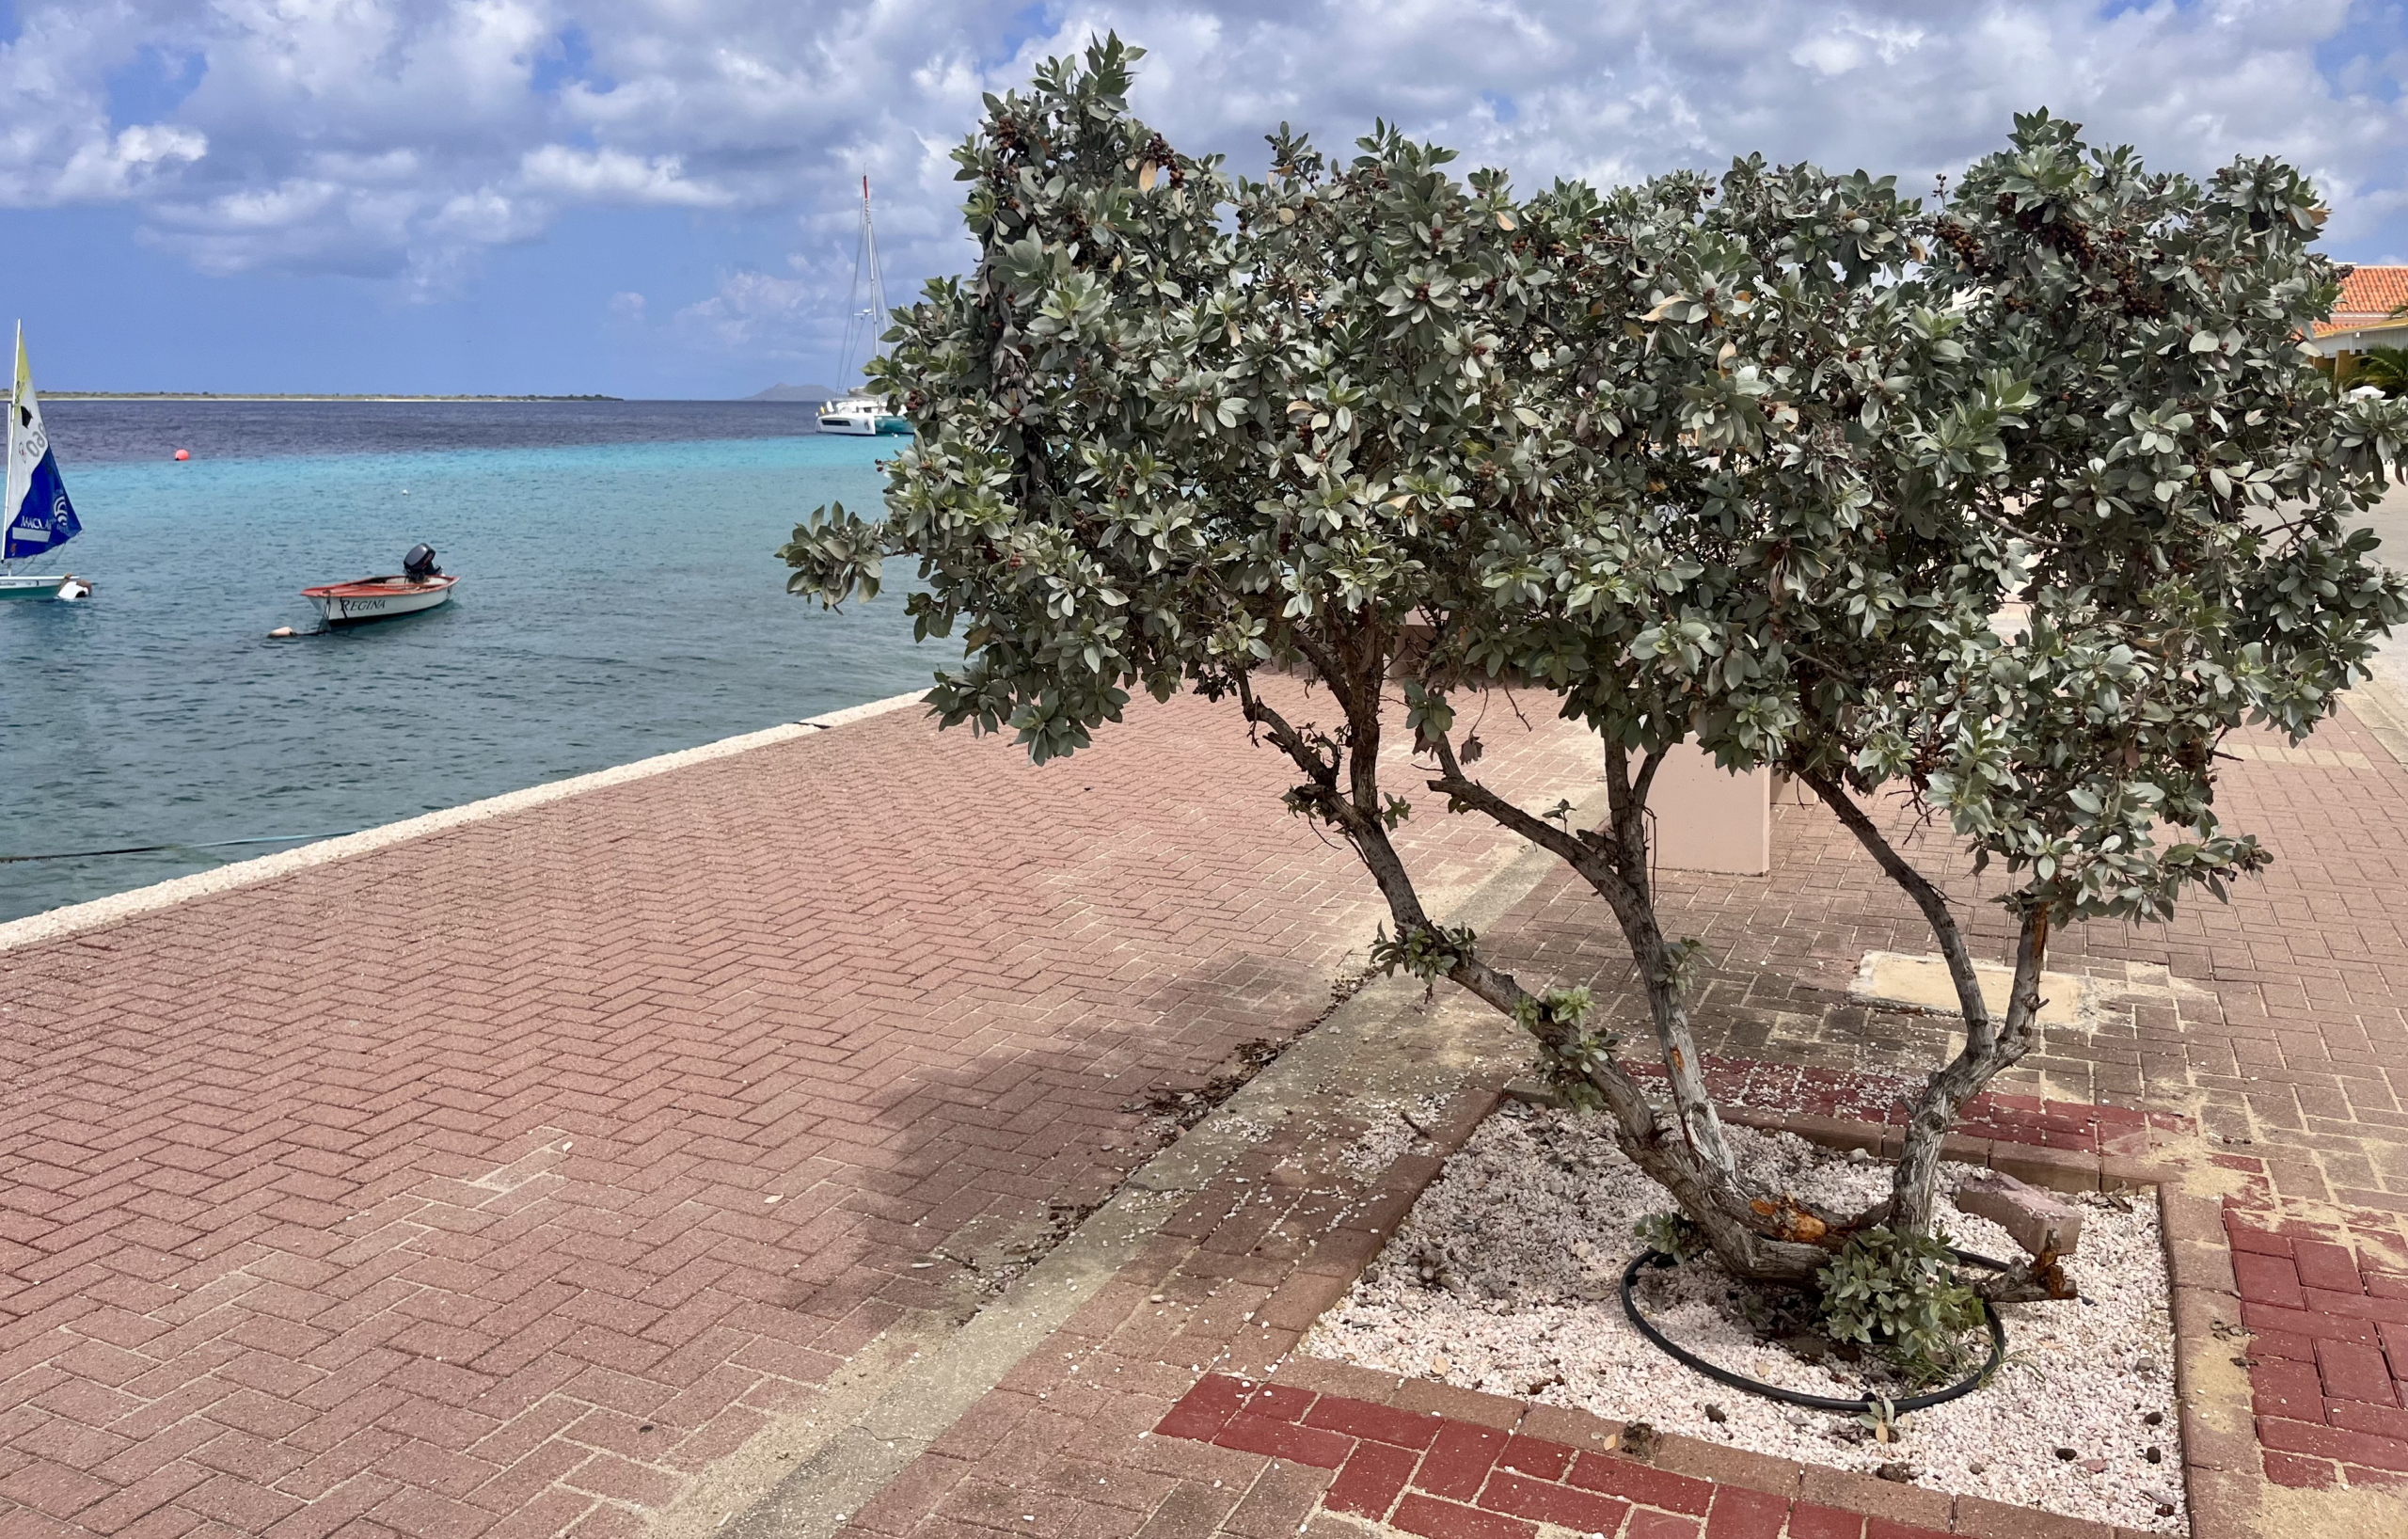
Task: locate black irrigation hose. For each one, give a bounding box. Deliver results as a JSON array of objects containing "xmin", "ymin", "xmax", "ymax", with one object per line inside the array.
[{"xmin": 1619, "ymin": 1248, "xmax": 2010, "ymax": 1416}]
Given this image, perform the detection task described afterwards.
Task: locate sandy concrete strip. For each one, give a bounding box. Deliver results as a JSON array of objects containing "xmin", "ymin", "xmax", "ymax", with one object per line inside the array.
[
  {"xmin": 2347, "ymin": 674, "xmax": 2408, "ymax": 771},
  {"xmin": 802, "ymin": 690, "xmax": 933, "ymax": 732},
  {"xmin": 0, "ymin": 690, "xmax": 927, "ymax": 955},
  {"xmin": 684, "ymin": 787, "xmax": 1610, "ymax": 1539},
  {"xmin": 1849, "ymin": 950, "xmax": 2090, "ymax": 1027}
]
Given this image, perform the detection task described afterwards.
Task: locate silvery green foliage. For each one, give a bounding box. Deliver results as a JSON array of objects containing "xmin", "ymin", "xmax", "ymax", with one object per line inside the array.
[
  {"xmin": 1809, "ymin": 113, "xmax": 2408, "ymax": 925},
  {"xmin": 1634, "ymin": 1211, "xmax": 1707, "ymax": 1264},
  {"xmin": 784, "ymin": 40, "xmax": 2405, "ymax": 1271},
  {"xmin": 1816, "ymin": 1228, "xmax": 1988, "ymax": 1388}
]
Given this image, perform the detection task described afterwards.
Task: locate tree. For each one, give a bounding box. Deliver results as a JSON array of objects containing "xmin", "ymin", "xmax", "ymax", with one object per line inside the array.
[{"xmin": 784, "ymin": 40, "xmax": 2408, "ymax": 1302}]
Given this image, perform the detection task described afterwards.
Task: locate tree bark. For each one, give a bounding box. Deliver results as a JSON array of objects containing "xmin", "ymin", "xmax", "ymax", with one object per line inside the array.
[
  {"xmin": 1799, "ymin": 771, "xmax": 2066, "ymax": 1264},
  {"xmin": 1234, "ymin": 659, "xmax": 1837, "ymax": 1280},
  {"xmin": 1421, "ymin": 729, "xmax": 1845, "ymax": 1274}
]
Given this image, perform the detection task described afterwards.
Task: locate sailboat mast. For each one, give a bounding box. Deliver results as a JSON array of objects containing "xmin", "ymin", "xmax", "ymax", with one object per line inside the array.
[
  {"xmin": 863, "ymin": 176, "xmax": 887, "ymax": 335},
  {"xmin": 837, "ymin": 176, "xmax": 891, "ymax": 394},
  {"xmin": 2, "ymin": 322, "xmax": 19, "ymax": 577}
]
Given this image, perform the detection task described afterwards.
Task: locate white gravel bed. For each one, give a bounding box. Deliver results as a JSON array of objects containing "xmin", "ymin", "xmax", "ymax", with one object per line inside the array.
[{"xmin": 1302, "ymin": 1102, "xmax": 2185, "ymax": 1532}]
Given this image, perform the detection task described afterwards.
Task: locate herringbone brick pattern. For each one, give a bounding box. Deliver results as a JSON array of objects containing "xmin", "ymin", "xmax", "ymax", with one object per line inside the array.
[
  {"xmin": 1497, "ymin": 704, "xmax": 2408, "ymax": 1231},
  {"xmin": 0, "ymin": 687, "xmax": 1601, "ymax": 1539}
]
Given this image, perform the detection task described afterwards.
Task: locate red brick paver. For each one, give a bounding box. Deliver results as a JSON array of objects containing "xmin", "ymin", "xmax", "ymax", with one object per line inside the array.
[
  {"xmin": 0, "ymin": 690, "xmax": 1601, "ymax": 1537},
  {"xmin": 836, "ymin": 1074, "xmax": 2158, "ymax": 1539},
  {"xmin": 817, "ymin": 697, "xmax": 2408, "ymax": 1536}
]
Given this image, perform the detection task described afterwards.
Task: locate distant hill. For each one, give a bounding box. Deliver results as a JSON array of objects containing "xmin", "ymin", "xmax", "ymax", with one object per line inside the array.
[{"xmin": 745, "ymin": 383, "xmax": 842, "ymax": 403}]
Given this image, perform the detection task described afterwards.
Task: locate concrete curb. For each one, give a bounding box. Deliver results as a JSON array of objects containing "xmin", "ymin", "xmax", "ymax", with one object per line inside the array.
[
  {"xmin": 0, "ymin": 690, "xmax": 929, "ymax": 956},
  {"xmin": 687, "ymin": 785, "xmax": 1612, "ymax": 1539}
]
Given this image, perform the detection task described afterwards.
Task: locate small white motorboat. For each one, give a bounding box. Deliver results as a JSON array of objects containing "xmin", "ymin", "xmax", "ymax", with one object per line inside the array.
[
  {"xmin": 303, "ymin": 544, "xmax": 456, "ymax": 625},
  {"xmin": 0, "ymin": 323, "xmax": 90, "ymax": 602}
]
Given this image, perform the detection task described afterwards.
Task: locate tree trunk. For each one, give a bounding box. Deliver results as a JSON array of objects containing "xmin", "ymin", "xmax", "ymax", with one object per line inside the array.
[
  {"xmin": 1420, "ymin": 728, "xmax": 1847, "ymax": 1277},
  {"xmin": 1799, "ymin": 771, "xmax": 2077, "ymax": 1296},
  {"xmin": 1888, "ymin": 909, "xmax": 2048, "ymax": 1229},
  {"xmin": 1446, "ymin": 952, "xmax": 1833, "ymax": 1283}
]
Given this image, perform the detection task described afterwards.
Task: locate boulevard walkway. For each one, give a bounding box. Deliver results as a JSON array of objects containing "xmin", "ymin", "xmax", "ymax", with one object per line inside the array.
[
  {"xmin": 800, "ymin": 691, "xmax": 2408, "ymax": 1539},
  {"xmin": 0, "ymin": 689, "xmax": 1604, "ymax": 1538},
  {"xmin": 10, "ymin": 664, "xmax": 2408, "ymax": 1539}
]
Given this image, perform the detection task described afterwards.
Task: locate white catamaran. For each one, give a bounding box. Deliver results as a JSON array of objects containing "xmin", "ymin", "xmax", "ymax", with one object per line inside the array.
[
  {"xmin": 818, "ymin": 177, "xmax": 911, "ymax": 437},
  {"xmin": 0, "ymin": 325, "xmax": 89, "ymax": 601}
]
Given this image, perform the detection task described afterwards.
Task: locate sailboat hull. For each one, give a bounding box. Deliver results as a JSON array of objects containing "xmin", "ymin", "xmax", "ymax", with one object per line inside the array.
[
  {"xmin": 817, "ymin": 400, "xmax": 913, "ymax": 436},
  {"xmin": 0, "ymin": 574, "xmax": 90, "ymax": 601}
]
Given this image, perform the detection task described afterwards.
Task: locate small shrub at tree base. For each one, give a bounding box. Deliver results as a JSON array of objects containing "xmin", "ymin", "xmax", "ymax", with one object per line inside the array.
[
  {"xmin": 1634, "ymin": 1210, "xmax": 1707, "ymax": 1263},
  {"xmin": 1816, "ymin": 1228, "xmax": 1988, "ymax": 1388}
]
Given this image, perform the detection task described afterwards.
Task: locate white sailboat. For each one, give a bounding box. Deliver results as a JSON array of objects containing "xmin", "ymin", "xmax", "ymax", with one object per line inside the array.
[
  {"xmin": 818, "ymin": 176, "xmax": 911, "ymax": 437},
  {"xmin": 0, "ymin": 325, "xmax": 90, "ymax": 601}
]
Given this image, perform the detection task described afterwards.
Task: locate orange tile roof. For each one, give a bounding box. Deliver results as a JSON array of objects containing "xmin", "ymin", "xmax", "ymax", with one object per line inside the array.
[{"xmin": 2315, "ymin": 264, "xmax": 2408, "ymax": 337}]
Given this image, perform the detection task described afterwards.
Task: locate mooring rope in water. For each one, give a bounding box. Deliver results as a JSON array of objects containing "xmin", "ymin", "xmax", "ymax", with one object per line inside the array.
[{"xmin": 0, "ymin": 832, "xmax": 357, "ymax": 865}]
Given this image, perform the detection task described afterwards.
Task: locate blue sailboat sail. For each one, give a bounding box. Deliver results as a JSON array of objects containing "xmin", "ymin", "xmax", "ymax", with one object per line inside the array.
[
  {"xmin": 3, "ymin": 325, "xmax": 78, "ymax": 563},
  {"xmin": 4, "ymin": 448, "xmax": 78, "ymax": 560}
]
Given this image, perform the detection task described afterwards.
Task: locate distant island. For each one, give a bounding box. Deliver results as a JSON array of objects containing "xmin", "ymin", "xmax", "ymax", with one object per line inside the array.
[
  {"xmin": 745, "ymin": 382, "xmax": 842, "ymax": 403},
  {"xmin": 45, "ymin": 391, "xmax": 625, "ymax": 402}
]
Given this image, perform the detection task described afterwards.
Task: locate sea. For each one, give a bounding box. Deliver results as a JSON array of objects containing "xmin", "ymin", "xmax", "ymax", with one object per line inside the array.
[{"xmin": 0, "ymin": 400, "xmax": 938, "ymax": 925}]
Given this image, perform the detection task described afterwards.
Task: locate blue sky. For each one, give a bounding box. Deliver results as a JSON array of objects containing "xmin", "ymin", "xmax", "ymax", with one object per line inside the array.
[{"xmin": 2, "ymin": 0, "xmax": 2403, "ymax": 399}]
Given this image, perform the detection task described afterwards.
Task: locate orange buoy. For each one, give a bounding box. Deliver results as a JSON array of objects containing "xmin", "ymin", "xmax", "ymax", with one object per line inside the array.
[{"xmin": 174, "ymin": 449, "xmax": 190, "ymax": 461}]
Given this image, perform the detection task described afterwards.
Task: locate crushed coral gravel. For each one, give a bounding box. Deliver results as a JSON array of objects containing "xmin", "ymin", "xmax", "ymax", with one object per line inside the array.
[{"xmin": 1302, "ymin": 1102, "xmax": 2184, "ymax": 1533}]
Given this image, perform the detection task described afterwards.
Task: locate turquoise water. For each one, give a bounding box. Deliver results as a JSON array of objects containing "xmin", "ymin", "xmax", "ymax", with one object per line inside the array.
[{"xmin": 0, "ymin": 424, "xmax": 933, "ymax": 922}]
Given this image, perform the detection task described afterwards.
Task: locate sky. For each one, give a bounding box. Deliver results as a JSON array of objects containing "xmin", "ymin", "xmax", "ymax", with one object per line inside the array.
[{"xmin": 0, "ymin": 0, "xmax": 2402, "ymax": 400}]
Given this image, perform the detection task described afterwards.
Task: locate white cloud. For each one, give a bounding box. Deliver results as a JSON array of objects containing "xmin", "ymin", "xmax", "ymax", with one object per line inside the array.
[
  {"xmin": 676, "ymin": 263, "xmax": 824, "ymax": 352},
  {"xmin": 48, "ymin": 122, "xmax": 208, "ymax": 199},
  {"xmin": 517, "ymin": 145, "xmax": 731, "ymax": 206},
  {"xmin": 0, "ymin": 0, "xmax": 2401, "ymax": 329}
]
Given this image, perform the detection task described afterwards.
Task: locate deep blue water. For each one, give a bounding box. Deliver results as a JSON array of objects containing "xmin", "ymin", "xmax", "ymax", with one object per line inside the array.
[{"xmin": 0, "ymin": 402, "xmax": 933, "ymax": 923}]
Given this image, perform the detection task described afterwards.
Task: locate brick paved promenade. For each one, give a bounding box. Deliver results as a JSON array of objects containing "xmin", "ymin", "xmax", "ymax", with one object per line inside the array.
[
  {"xmin": 785, "ymin": 692, "xmax": 2408, "ymax": 1539},
  {"xmin": 10, "ymin": 665, "xmax": 2408, "ymax": 1539},
  {"xmin": 0, "ymin": 689, "xmax": 1604, "ymax": 1539}
]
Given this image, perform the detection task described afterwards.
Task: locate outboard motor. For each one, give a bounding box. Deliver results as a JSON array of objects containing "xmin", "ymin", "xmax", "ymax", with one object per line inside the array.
[{"xmin": 403, "ymin": 543, "xmax": 440, "ymax": 580}]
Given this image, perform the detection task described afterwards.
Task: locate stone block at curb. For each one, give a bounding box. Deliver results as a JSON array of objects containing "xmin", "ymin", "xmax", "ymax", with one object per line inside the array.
[
  {"xmin": 2178, "ymin": 1464, "xmax": 2263, "ymax": 1539},
  {"xmin": 1988, "ymin": 1141, "xmax": 2103, "ymax": 1195},
  {"xmin": 1796, "ymin": 1466, "xmax": 1952, "ymax": 1533},
  {"xmin": 1937, "ymin": 1132, "xmax": 1994, "ymax": 1167},
  {"xmin": 1255, "ymin": 1270, "xmax": 1353, "ymax": 1334},
  {"xmin": 2179, "ymin": 1400, "xmax": 2261, "ymax": 1475},
  {"xmin": 1954, "ymin": 1169, "xmax": 2083, "ymax": 1259},
  {"xmin": 1513, "ymin": 1403, "xmax": 1622, "ymax": 1455},
  {"xmin": 1389, "ymin": 1380, "xmax": 1526, "ymax": 1431},
  {"xmin": 1649, "ymin": 1434, "xmax": 1805, "ymax": 1501},
  {"xmin": 1722, "ymin": 1107, "xmax": 1886, "ymax": 1156},
  {"xmin": 2168, "ymin": 1238, "xmax": 2241, "ymax": 1295},
  {"xmin": 2160, "ymin": 1188, "xmax": 2228, "ymax": 1251},
  {"xmin": 1271, "ymin": 1357, "xmax": 1406, "ymax": 1406},
  {"xmin": 1428, "ymin": 1086, "xmax": 1506, "ymax": 1150},
  {"xmin": 1501, "ymin": 1078, "xmax": 1567, "ymax": 1111},
  {"xmin": 1948, "ymin": 1492, "xmax": 2116, "ymax": 1539},
  {"xmin": 2099, "ymin": 1154, "xmax": 2176, "ymax": 1193},
  {"xmin": 1300, "ymin": 1229, "xmax": 1381, "ymax": 1280},
  {"xmin": 1380, "ymin": 1152, "xmax": 1449, "ymax": 1197}
]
